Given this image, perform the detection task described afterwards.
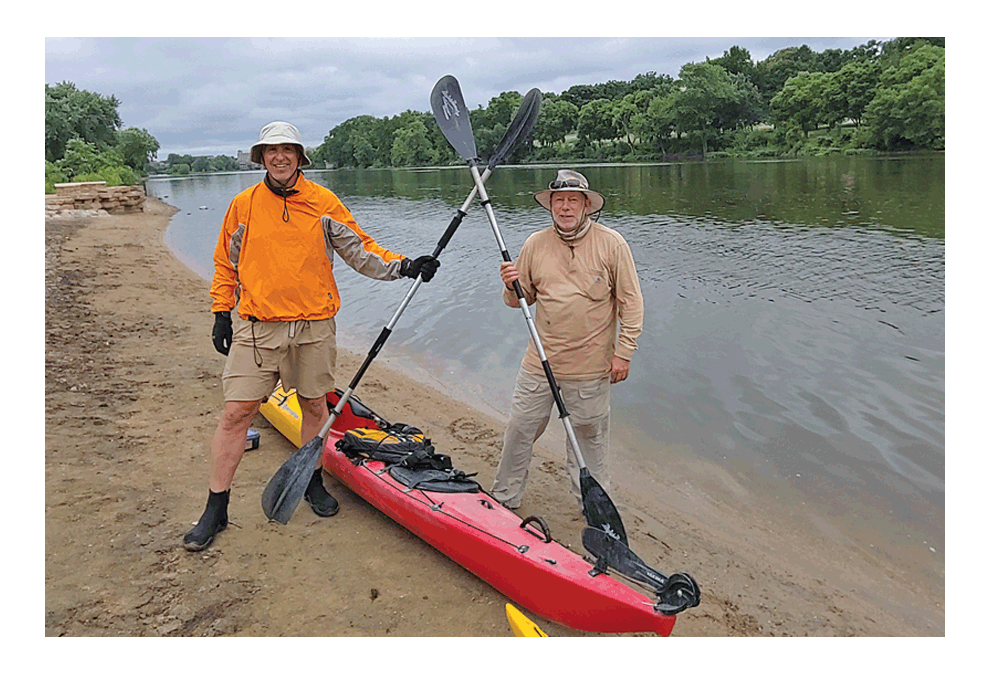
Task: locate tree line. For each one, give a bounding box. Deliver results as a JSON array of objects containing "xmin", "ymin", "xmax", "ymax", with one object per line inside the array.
[
  {"xmin": 316, "ymin": 37, "xmax": 944, "ymax": 168},
  {"xmin": 45, "ymin": 37, "xmax": 944, "ymax": 192},
  {"xmin": 45, "ymin": 81, "xmax": 161, "ymax": 191}
]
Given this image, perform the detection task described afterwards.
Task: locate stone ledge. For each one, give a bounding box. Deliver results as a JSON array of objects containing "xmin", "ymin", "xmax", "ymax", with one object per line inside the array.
[{"xmin": 46, "ymin": 182, "xmax": 147, "ymax": 218}]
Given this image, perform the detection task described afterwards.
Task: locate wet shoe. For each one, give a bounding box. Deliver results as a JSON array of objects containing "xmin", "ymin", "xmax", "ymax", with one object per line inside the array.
[
  {"xmin": 495, "ymin": 497, "xmax": 520, "ymax": 511},
  {"xmin": 183, "ymin": 489, "xmax": 229, "ymax": 551},
  {"xmin": 304, "ymin": 469, "xmax": 339, "ymax": 517}
]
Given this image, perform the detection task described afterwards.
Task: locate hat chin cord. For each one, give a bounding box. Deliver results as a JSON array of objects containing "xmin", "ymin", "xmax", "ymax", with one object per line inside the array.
[
  {"xmin": 552, "ymin": 211, "xmax": 593, "ymax": 243},
  {"xmin": 264, "ymin": 170, "xmax": 301, "ymax": 222}
]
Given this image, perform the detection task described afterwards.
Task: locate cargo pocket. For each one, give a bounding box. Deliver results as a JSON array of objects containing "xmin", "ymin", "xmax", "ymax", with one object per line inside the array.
[
  {"xmin": 573, "ymin": 378, "xmax": 610, "ymax": 422},
  {"xmin": 511, "ymin": 371, "xmax": 550, "ymax": 418}
]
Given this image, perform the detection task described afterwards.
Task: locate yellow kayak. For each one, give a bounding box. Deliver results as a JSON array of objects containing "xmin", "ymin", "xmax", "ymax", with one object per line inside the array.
[
  {"xmin": 505, "ymin": 603, "xmax": 548, "ymax": 637},
  {"xmin": 259, "ymin": 385, "xmax": 304, "ymax": 448}
]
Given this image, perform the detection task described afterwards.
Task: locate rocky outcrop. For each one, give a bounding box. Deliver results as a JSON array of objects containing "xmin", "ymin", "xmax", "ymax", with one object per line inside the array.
[{"xmin": 45, "ymin": 181, "xmax": 147, "ymax": 219}]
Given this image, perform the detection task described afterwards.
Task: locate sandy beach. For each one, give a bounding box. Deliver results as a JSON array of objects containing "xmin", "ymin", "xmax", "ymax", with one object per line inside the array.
[{"xmin": 44, "ymin": 197, "xmax": 944, "ymax": 639}]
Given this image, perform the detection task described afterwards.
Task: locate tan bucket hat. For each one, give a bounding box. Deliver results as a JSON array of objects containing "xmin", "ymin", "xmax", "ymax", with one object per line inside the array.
[
  {"xmin": 534, "ymin": 169, "xmax": 604, "ymax": 213},
  {"xmin": 250, "ymin": 121, "xmax": 312, "ymax": 168}
]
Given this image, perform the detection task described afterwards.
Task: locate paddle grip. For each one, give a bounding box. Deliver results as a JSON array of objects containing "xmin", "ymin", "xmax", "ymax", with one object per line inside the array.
[
  {"xmin": 541, "ymin": 360, "xmax": 570, "ymax": 419},
  {"xmin": 433, "ymin": 210, "xmax": 466, "ymax": 257},
  {"xmin": 348, "ymin": 327, "xmax": 392, "ymax": 390}
]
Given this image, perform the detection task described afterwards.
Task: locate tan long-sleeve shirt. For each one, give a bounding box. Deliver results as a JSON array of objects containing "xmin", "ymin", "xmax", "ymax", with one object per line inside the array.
[{"xmin": 503, "ymin": 221, "xmax": 644, "ymax": 381}]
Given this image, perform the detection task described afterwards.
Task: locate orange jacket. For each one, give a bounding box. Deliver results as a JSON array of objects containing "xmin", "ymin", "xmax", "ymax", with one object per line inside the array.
[{"xmin": 210, "ymin": 174, "xmax": 404, "ymax": 321}]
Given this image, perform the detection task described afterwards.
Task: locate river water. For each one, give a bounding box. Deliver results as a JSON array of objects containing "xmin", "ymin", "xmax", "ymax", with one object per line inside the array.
[{"xmin": 148, "ymin": 155, "xmax": 945, "ymax": 575}]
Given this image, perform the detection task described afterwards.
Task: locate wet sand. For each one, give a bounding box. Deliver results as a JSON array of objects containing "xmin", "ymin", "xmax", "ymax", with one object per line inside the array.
[{"xmin": 44, "ymin": 198, "xmax": 944, "ymax": 642}]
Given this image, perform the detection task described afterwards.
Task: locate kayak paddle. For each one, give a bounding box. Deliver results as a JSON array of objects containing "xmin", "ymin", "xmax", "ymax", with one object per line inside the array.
[
  {"xmin": 431, "ymin": 74, "xmax": 628, "ymax": 545},
  {"xmin": 261, "ymin": 84, "xmax": 543, "ymax": 524},
  {"xmin": 582, "ymin": 526, "xmax": 700, "ymax": 615}
]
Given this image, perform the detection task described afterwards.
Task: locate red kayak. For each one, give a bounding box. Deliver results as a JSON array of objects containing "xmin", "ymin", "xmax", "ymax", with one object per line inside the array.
[{"xmin": 261, "ymin": 386, "xmax": 691, "ymax": 635}]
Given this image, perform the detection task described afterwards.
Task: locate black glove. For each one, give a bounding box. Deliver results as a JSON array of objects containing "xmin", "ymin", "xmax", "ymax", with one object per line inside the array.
[
  {"xmin": 212, "ymin": 311, "xmax": 233, "ymax": 355},
  {"xmin": 400, "ymin": 255, "xmax": 440, "ymax": 282}
]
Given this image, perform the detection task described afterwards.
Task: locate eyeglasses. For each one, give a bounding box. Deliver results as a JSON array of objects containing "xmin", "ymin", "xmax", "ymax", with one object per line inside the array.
[{"xmin": 549, "ymin": 178, "xmax": 583, "ymax": 189}]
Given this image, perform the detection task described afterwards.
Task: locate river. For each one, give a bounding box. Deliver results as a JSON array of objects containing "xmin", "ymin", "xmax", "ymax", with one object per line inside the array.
[{"xmin": 148, "ymin": 154, "xmax": 945, "ymax": 593}]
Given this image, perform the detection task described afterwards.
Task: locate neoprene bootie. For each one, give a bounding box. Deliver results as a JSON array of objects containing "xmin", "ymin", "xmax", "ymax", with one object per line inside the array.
[
  {"xmin": 183, "ymin": 489, "xmax": 230, "ymax": 551},
  {"xmin": 304, "ymin": 469, "xmax": 339, "ymax": 517}
]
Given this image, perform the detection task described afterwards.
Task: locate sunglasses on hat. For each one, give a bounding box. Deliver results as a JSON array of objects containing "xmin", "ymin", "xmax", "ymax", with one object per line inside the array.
[{"xmin": 549, "ymin": 178, "xmax": 584, "ymax": 189}]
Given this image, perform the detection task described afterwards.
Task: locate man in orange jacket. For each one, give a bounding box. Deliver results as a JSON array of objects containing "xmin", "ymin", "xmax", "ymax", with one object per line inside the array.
[{"xmin": 184, "ymin": 121, "xmax": 440, "ymax": 551}]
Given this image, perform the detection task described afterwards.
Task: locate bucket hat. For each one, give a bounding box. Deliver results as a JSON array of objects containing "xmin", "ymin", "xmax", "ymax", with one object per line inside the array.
[
  {"xmin": 534, "ymin": 169, "xmax": 604, "ymax": 213},
  {"xmin": 250, "ymin": 121, "xmax": 312, "ymax": 168}
]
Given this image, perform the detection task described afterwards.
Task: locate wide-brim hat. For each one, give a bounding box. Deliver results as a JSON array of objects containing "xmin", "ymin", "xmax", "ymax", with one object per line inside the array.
[
  {"xmin": 250, "ymin": 121, "xmax": 312, "ymax": 168},
  {"xmin": 534, "ymin": 169, "xmax": 605, "ymax": 213}
]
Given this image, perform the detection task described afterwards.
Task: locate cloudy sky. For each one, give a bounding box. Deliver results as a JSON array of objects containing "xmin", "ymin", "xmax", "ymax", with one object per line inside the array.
[{"xmin": 45, "ymin": 36, "xmax": 889, "ymax": 159}]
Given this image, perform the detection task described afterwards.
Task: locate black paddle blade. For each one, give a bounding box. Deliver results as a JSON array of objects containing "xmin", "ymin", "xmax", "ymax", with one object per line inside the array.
[
  {"xmin": 431, "ymin": 75, "xmax": 477, "ymax": 160},
  {"xmin": 486, "ymin": 88, "xmax": 542, "ymax": 170},
  {"xmin": 582, "ymin": 527, "xmax": 701, "ymax": 615},
  {"xmin": 261, "ymin": 434, "xmax": 323, "ymax": 524},
  {"xmin": 579, "ymin": 467, "xmax": 628, "ymax": 545}
]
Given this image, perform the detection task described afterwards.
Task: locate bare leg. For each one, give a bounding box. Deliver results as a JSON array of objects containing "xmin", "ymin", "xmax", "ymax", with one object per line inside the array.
[
  {"xmin": 297, "ymin": 394, "xmax": 329, "ymax": 468},
  {"xmin": 209, "ymin": 400, "xmax": 262, "ymax": 492}
]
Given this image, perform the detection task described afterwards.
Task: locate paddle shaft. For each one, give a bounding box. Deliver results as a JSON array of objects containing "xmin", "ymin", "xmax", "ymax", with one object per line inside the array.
[
  {"xmin": 264, "ymin": 168, "xmax": 497, "ymax": 522},
  {"xmin": 309, "ymin": 166, "xmax": 496, "ymax": 444},
  {"xmin": 265, "ymin": 79, "xmax": 541, "ymax": 524},
  {"xmin": 466, "ymin": 161, "xmax": 589, "ymax": 471}
]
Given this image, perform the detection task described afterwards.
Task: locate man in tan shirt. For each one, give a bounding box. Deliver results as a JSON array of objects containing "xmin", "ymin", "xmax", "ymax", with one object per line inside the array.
[{"xmin": 491, "ymin": 170, "xmax": 644, "ymax": 510}]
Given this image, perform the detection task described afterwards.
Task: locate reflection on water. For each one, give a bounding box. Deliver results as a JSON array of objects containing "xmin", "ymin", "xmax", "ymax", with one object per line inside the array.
[{"xmin": 148, "ymin": 156, "xmax": 944, "ymax": 552}]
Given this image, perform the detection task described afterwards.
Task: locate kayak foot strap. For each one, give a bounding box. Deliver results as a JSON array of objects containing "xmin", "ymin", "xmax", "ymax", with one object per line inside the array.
[{"xmin": 582, "ymin": 527, "xmax": 701, "ymax": 616}]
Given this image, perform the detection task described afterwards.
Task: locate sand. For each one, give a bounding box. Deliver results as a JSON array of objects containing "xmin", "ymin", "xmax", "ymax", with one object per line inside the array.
[{"xmin": 44, "ymin": 198, "xmax": 944, "ymax": 641}]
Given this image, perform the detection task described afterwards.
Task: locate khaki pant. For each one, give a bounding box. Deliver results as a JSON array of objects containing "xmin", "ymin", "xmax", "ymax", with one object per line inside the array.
[
  {"xmin": 491, "ymin": 368, "xmax": 610, "ymax": 509},
  {"xmin": 222, "ymin": 314, "xmax": 337, "ymax": 402}
]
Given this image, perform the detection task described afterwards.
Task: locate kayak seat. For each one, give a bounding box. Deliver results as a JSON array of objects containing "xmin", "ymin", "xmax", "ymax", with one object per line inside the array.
[
  {"xmin": 343, "ymin": 393, "xmax": 377, "ymax": 421},
  {"xmin": 327, "ymin": 389, "xmax": 382, "ymax": 432}
]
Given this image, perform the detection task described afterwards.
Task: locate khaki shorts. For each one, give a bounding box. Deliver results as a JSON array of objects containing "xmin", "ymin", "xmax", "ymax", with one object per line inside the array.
[{"xmin": 221, "ymin": 314, "xmax": 337, "ymax": 402}]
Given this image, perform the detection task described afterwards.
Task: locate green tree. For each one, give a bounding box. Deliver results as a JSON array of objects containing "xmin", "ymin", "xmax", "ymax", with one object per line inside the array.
[
  {"xmin": 641, "ymin": 93, "xmax": 677, "ymax": 156},
  {"xmin": 315, "ymin": 115, "xmax": 381, "ymax": 168},
  {"xmin": 45, "ymin": 161, "xmax": 68, "ymax": 193},
  {"xmin": 58, "ymin": 138, "xmax": 123, "ymax": 179},
  {"xmin": 846, "ymin": 40, "xmax": 884, "ymax": 63},
  {"xmin": 390, "ymin": 118, "xmax": 439, "ymax": 167},
  {"xmin": 45, "ymin": 82, "xmax": 122, "ymax": 162},
  {"xmin": 863, "ymin": 44, "xmax": 945, "ymax": 149},
  {"xmin": 351, "ymin": 133, "xmax": 376, "ymax": 168},
  {"xmin": 116, "ymin": 127, "xmax": 160, "ymax": 171},
  {"xmin": 752, "ymin": 45, "xmax": 821, "ymax": 105},
  {"xmin": 674, "ymin": 62, "xmax": 740, "ymax": 156},
  {"xmin": 54, "ymin": 137, "xmax": 138, "ymax": 186},
  {"xmin": 210, "ymin": 155, "xmax": 238, "ymax": 172},
  {"xmin": 879, "ymin": 37, "xmax": 946, "ymax": 68},
  {"xmin": 826, "ymin": 59, "xmax": 881, "ymax": 127},
  {"xmin": 165, "ymin": 153, "xmax": 194, "ymax": 170},
  {"xmin": 711, "ymin": 45, "xmax": 756, "ymax": 80},
  {"xmin": 481, "ymin": 91, "xmax": 523, "ymax": 130},
  {"xmin": 577, "ymin": 99, "xmax": 618, "ymax": 149},
  {"xmin": 629, "ymin": 71, "xmax": 674, "ymax": 93},
  {"xmin": 611, "ymin": 94, "xmax": 641, "ymax": 146},
  {"xmin": 534, "ymin": 98, "xmax": 579, "ymax": 147},
  {"xmin": 191, "ymin": 156, "xmax": 212, "ymax": 173},
  {"xmin": 720, "ymin": 72, "xmax": 766, "ymax": 129},
  {"xmin": 771, "ymin": 70, "xmax": 829, "ymax": 136}
]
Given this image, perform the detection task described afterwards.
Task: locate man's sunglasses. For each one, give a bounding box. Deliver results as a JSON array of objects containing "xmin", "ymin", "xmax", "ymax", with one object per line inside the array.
[{"xmin": 549, "ymin": 178, "xmax": 583, "ymax": 189}]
